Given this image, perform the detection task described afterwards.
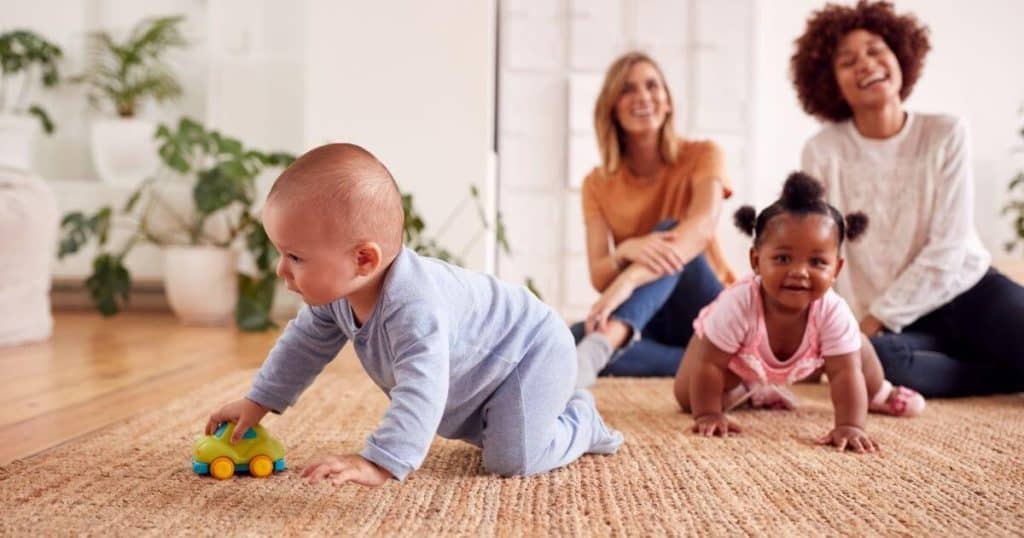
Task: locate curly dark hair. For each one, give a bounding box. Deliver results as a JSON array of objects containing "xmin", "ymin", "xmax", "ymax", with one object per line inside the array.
[
  {"xmin": 790, "ymin": 0, "xmax": 931, "ymax": 122},
  {"xmin": 734, "ymin": 172, "xmax": 868, "ymax": 247}
]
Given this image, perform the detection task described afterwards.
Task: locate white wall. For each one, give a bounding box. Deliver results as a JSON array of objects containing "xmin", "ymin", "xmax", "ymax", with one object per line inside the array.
[
  {"xmin": 304, "ymin": 0, "xmax": 498, "ymax": 271},
  {"xmin": 751, "ymin": 0, "xmax": 1024, "ymax": 260}
]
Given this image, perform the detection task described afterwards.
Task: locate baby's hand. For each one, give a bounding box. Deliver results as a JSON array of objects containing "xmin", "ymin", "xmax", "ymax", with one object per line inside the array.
[
  {"xmin": 205, "ymin": 398, "xmax": 269, "ymax": 444},
  {"xmin": 692, "ymin": 413, "xmax": 742, "ymax": 437},
  {"xmin": 302, "ymin": 454, "xmax": 392, "ymax": 487},
  {"xmin": 816, "ymin": 425, "xmax": 878, "ymax": 453}
]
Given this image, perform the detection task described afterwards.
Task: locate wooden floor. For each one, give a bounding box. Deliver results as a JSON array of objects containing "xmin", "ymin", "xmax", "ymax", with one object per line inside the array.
[{"xmin": 0, "ymin": 312, "xmax": 355, "ymax": 466}]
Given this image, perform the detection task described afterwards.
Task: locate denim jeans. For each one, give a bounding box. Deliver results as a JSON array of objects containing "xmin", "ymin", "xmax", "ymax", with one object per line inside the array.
[
  {"xmin": 571, "ymin": 219, "xmax": 724, "ymax": 377},
  {"xmin": 871, "ymin": 268, "xmax": 1024, "ymax": 398}
]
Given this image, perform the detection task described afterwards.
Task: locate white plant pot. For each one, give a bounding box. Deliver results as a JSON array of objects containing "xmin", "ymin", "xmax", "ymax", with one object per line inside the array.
[
  {"xmin": 164, "ymin": 246, "xmax": 238, "ymax": 326},
  {"xmin": 0, "ymin": 114, "xmax": 40, "ymax": 173},
  {"xmin": 90, "ymin": 117, "xmax": 160, "ymax": 187}
]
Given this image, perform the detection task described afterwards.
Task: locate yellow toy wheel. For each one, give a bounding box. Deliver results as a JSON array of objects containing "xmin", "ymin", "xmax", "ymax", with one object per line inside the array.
[
  {"xmin": 210, "ymin": 456, "xmax": 235, "ymax": 480},
  {"xmin": 249, "ymin": 455, "xmax": 274, "ymax": 478}
]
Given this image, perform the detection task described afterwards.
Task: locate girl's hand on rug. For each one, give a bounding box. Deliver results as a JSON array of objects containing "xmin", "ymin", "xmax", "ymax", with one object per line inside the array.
[
  {"xmin": 205, "ymin": 398, "xmax": 269, "ymax": 444},
  {"xmin": 692, "ymin": 413, "xmax": 742, "ymax": 437},
  {"xmin": 302, "ymin": 454, "xmax": 392, "ymax": 487},
  {"xmin": 587, "ymin": 277, "xmax": 635, "ymax": 332},
  {"xmin": 816, "ymin": 425, "xmax": 877, "ymax": 453}
]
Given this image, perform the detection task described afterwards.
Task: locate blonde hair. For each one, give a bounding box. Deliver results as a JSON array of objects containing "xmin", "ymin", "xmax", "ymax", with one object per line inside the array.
[{"xmin": 593, "ymin": 51, "xmax": 679, "ymax": 176}]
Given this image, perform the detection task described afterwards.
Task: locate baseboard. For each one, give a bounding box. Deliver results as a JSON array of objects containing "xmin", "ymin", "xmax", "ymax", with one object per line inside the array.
[
  {"xmin": 50, "ymin": 278, "xmax": 171, "ymax": 313},
  {"xmin": 50, "ymin": 277, "xmax": 304, "ymax": 324}
]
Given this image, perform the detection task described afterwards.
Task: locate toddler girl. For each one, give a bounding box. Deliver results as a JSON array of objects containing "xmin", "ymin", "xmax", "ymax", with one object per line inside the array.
[{"xmin": 673, "ymin": 172, "xmax": 925, "ymax": 452}]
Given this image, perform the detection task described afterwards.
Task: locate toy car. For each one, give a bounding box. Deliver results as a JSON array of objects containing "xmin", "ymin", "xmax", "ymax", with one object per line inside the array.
[{"xmin": 192, "ymin": 422, "xmax": 286, "ymax": 479}]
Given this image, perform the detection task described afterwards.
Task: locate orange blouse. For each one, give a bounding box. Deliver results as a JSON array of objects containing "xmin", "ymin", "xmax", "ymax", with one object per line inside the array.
[{"xmin": 581, "ymin": 139, "xmax": 735, "ymax": 283}]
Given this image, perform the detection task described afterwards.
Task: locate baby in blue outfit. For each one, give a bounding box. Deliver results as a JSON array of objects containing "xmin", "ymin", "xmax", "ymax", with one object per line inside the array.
[{"xmin": 206, "ymin": 143, "xmax": 622, "ymax": 485}]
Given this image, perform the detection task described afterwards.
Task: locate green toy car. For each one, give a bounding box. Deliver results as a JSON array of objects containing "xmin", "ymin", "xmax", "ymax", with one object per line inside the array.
[{"xmin": 192, "ymin": 423, "xmax": 286, "ymax": 479}]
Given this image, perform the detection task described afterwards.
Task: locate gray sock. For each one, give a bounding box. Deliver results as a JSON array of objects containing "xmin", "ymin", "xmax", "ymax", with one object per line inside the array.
[{"xmin": 575, "ymin": 333, "xmax": 613, "ymax": 389}]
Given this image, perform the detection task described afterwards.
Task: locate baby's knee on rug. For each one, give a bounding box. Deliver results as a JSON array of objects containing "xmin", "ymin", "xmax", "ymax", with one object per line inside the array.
[
  {"xmin": 481, "ymin": 447, "xmax": 528, "ymax": 477},
  {"xmin": 481, "ymin": 433, "xmax": 558, "ymax": 477}
]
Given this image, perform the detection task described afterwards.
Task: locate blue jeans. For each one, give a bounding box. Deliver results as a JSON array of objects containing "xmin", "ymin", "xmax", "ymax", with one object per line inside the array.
[
  {"xmin": 871, "ymin": 268, "xmax": 1024, "ymax": 398},
  {"xmin": 571, "ymin": 220, "xmax": 724, "ymax": 377}
]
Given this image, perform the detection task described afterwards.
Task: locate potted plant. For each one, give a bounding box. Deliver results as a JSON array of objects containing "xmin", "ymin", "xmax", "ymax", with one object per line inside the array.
[
  {"xmin": 58, "ymin": 117, "xmax": 294, "ymax": 330},
  {"xmin": 74, "ymin": 15, "xmax": 187, "ymax": 187},
  {"xmin": 0, "ymin": 30, "xmax": 61, "ymax": 172}
]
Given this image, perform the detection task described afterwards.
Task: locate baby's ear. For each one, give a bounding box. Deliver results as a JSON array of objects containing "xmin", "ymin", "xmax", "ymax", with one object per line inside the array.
[
  {"xmin": 748, "ymin": 247, "xmax": 759, "ymax": 274},
  {"xmin": 354, "ymin": 242, "xmax": 383, "ymax": 275},
  {"xmin": 833, "ymin": 256, "xmax": 844, "ymax": 281}
]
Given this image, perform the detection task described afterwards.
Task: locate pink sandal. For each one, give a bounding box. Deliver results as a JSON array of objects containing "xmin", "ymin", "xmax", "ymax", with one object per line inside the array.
[{"xmin": 870, "ymin": 381, "xmax": 926, "ymax": 417}]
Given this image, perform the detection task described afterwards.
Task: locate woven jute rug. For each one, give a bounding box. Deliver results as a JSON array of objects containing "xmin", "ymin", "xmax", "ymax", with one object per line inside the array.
[{"xmin": 2, "ymin": 369, "xmax": 1022, "ymax": 536}]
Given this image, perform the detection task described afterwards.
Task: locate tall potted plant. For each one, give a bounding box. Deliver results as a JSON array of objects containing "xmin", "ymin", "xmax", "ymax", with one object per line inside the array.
[
  {"xmin": 0, "ymin": 30, "xmax": 61, "ymax": 172},
  {"xmin": 58, "ymin": 117, "xmax": 294, "ymax": 330},
  {"xmin": 74, "ymin": 15, "xmax": 187, "ymax": 187}
]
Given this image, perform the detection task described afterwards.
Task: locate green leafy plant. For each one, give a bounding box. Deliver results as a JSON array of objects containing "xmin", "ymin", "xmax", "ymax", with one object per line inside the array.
[
  {"xmin": 0, "ymin": 30, "xmax": 62, "ymax": 133},
  {"xmin": 74, "ymin": 15, "xmax": 186, "ymax": 117},
  {"xmin": 1004, "ymin": 115, "xmax": 1024, "ymax": 254},
  {"xmin": 58, "ymin": 117, "xmax": 294, "ymax": 330}
]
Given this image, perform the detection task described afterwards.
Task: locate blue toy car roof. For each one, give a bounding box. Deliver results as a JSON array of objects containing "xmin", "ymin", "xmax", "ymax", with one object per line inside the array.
[{"xmin": 214, "ymin": 423, "xmax": 257, "ymax": 439}]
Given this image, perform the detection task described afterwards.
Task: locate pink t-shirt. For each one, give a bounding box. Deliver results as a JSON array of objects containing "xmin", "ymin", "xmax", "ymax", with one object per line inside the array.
[{"xmin": 693, "ymin": 274, "xmax": 862, "ymax": 386}]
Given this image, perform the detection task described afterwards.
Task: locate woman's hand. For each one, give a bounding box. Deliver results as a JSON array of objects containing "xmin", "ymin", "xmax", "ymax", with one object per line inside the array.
[
  {"xmin": 586, "ymin": 275, "xmax": 637, "ymax": 332},
  {"xmin": 692, "ymin": 413, "xmax": 742, "ymax": 437},
  {"xmin": 615, "ymin": 232, "xmax": 684, "ymax": 275},
  {"xmin": 816, "ymin": 425, "xmax": 878, "ymax": 453},
  {"xmin": 302, "ymin": 454, "xmax": 392, "ymax": 486},
  {"xmin": 859, "ymin": 315, "xmax": 884, "ymax": 337}
]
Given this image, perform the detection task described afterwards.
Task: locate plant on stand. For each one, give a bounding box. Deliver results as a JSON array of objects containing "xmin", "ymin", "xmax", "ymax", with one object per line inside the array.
[
  {"xmin": 73, "ymin": 15, "xmax": 188, "ymax": 186},
  {"xmin": 58, "ymin": 117, "xmax": 294, "ymax": 331},
  {"xmin": 0, "ymin": 30, "xmax": 62, "ymax": 171}
]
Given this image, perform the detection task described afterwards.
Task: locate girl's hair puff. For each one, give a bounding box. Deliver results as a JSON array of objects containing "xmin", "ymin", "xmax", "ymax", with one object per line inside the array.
[{"xmin": 733, "ymin": 172, "xmax": 869, "ymax": 246}]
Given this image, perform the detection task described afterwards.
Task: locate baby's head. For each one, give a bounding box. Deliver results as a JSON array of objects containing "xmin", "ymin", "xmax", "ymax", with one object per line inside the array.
[
  {"xmin": 734, "ymin": 172, "xmax": 868, "ymax": 311},
  {"xmin": 263, "ymin": 143, "xmax": 404, "ymax": 305}
]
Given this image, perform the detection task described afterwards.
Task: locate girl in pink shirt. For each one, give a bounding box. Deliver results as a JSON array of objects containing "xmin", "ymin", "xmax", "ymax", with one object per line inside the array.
[{"xmin": 673, "ymin": 172, "xmax": 924, "ymax": 453}]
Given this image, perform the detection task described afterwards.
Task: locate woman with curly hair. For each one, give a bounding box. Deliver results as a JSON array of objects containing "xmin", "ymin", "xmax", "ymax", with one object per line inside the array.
[
  {"xmin": 571, "ymin": 51, "xmax": 736, "ymax": 388},
  {"xmin": 792, "ymin": 0, "xmax": 1024, "ymax": 397}
]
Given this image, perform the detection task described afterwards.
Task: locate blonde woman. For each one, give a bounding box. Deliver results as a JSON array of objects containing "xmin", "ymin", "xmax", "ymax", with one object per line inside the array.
[{"xmin": 573, "ymin": 51, "xmax": 735, "ymax": 388}]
